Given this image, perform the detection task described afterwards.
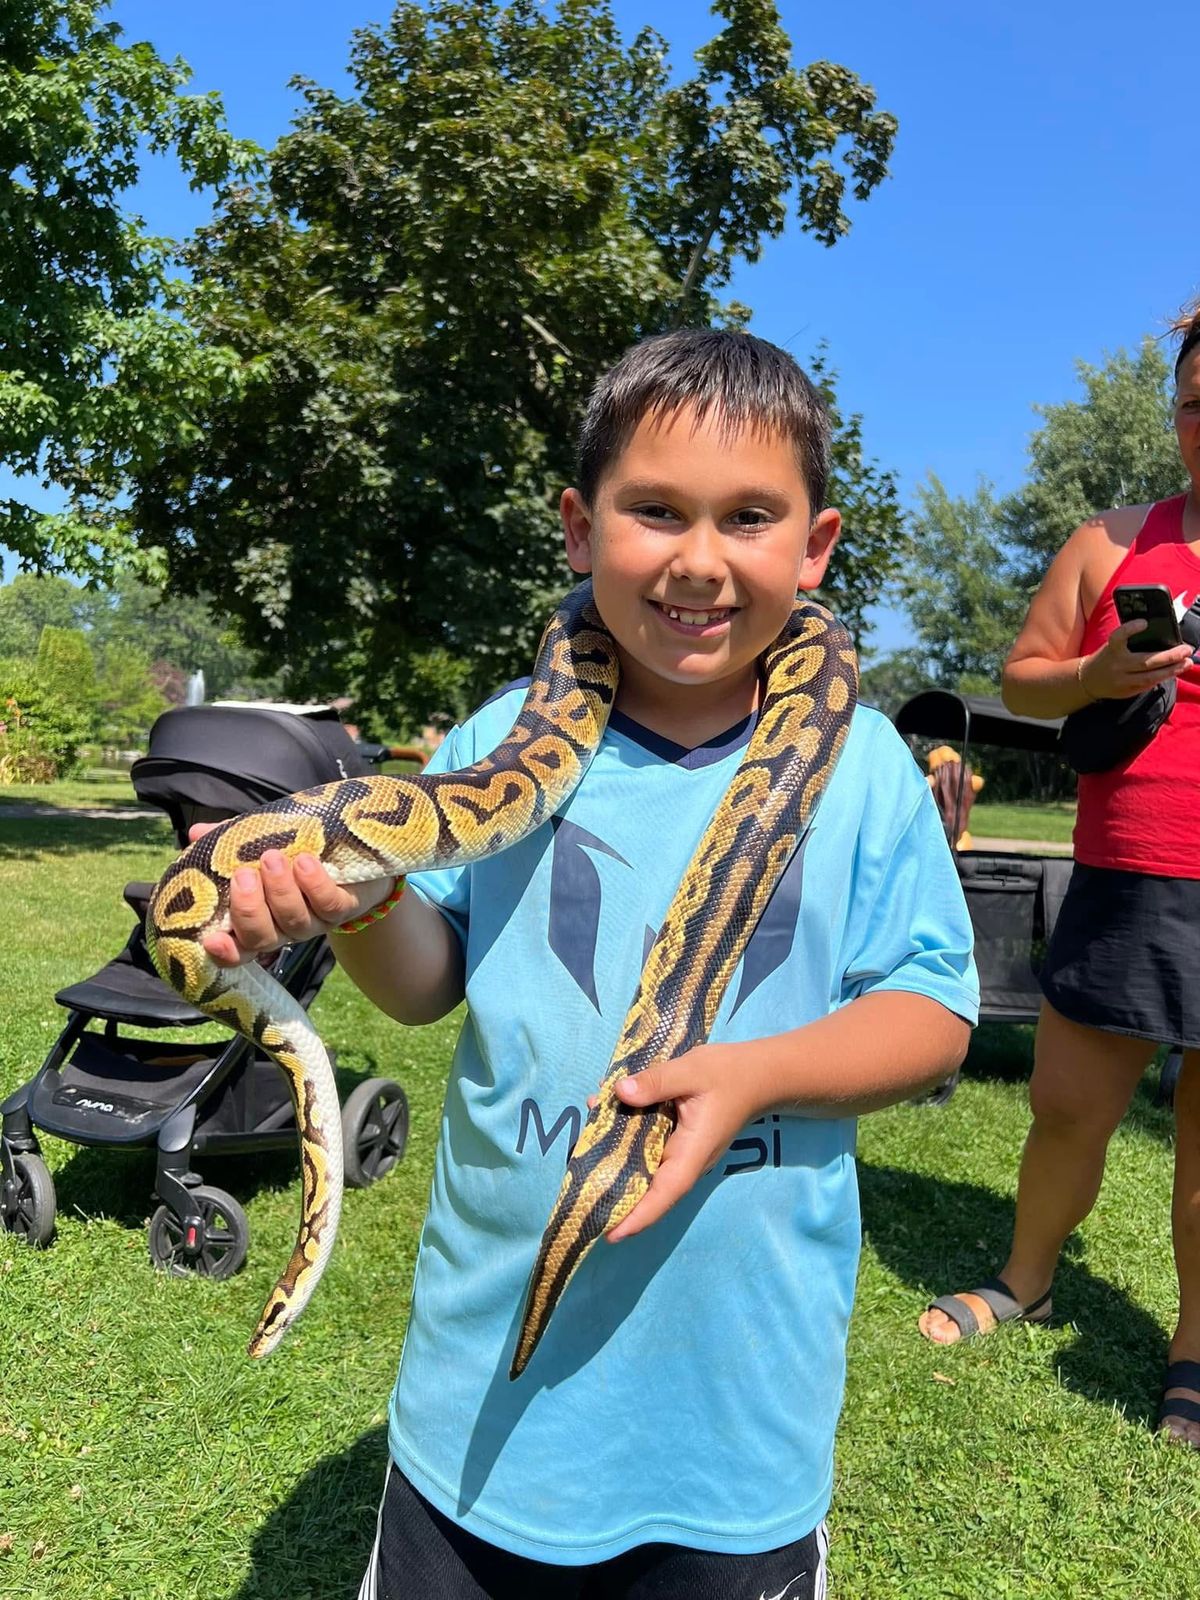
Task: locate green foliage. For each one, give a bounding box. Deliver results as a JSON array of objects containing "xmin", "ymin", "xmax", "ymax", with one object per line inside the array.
[
  {"xmin": 1006, "ymin": 341, "xmax": 1185, "ymax": 585},
  {"xmin": 0, "ymin": 0, "xmax": 256, "ymax": 578},
  {"xmin": 36, "ymin": 623, "xmax": 96, "ymax": 705},
  {"xmin": 85, "ymin": 570, "xmax": 285, "ymax": 701},
  {"xmin": 94, "ymin": 639, "xmax": 167, "ymax": 745},
  {"xmin": 857, "ymin": 646, "xmax": 928, "ymax": 718},
  {"xmin": 121, "ymin": 0, "xmax": 896, "ymax": 725},
  {"xmin": 900, "ymin": 477, "xmax": 1030, "ymax": 689},
  {"xmin": 0, "ymin": 572, "xmax": 95, "ymax": 655},
  {"xmin": 0, "ymin": 654, "xmax": 92, "ymax": 777},
  {"xmin": 809, "ymin": 345, "xmax": 907, "ymax": 641},
  {"xmin": 0, "ymin": 570, "xmax": 285, "ymax": 720}
]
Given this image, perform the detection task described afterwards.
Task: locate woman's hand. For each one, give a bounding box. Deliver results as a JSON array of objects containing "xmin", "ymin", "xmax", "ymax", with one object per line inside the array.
[
  {"xmin": 1079, "ymin": 620, "xmax": 1195, "ymax": 700},
  {"xmin": 185, "ymin": 823, "xmax": 395, "ymax": 968}
]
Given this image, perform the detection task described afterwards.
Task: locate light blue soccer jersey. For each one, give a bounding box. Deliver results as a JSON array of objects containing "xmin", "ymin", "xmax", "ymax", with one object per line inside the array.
[{"xmin": 387, "ymin": 689, "xmax": 978, "ymax": 1564}]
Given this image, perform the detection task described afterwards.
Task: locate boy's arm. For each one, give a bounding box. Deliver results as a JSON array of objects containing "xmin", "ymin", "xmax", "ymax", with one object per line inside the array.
[
  {"xmin": 194, "ymin": 843, "xmax": 465, "ymax": 1025},
  {"xmin": 330, "ymin": 885, "xmax": 464, "ymax": 1025},
  {"xmin": 608, "ymin": 990, "xmax": 968, "ymax": 1241}
]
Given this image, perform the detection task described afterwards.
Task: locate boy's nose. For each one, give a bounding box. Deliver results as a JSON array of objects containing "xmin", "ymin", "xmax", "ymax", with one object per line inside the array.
[{"xmin": 669, "ymin": 523, "xmax": 725, "ymax": 584}]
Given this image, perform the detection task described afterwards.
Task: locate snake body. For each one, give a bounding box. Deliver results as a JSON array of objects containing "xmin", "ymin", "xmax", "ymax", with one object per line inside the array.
[{"xmin": 146, "ymin": 580, "xmax": 857, "ymax": 1368}]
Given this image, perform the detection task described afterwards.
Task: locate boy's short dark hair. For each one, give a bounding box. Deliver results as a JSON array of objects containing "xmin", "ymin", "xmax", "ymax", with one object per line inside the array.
[{"xmin": 576, "ymin": 329, "xmax": 831, "ymax": 512}]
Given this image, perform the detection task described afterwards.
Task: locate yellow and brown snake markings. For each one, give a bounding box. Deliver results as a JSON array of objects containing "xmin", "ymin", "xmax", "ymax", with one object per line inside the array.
[{"xmin": 145, "ymin": 584, "xmax": 856, "ymax": 1368}]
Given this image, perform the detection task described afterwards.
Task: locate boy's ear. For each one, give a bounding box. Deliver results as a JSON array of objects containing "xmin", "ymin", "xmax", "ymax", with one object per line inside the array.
[
  {"xmin": 561, "ymin": 488, "xmax": 594, "ymax": 574},
  {"xmin": 797, "ymin": 507, "xmax": 841, "ymax": 592}
]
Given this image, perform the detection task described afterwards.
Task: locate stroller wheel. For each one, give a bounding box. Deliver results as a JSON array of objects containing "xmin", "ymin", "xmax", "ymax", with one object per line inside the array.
[
  {"xmin": 1, "ymin": 1152, "xmax": 57, "ymax": 1248},
  {"xmin": 341, "ymin": 1079, "xmax": 410, "ymax": 1189},
  {"xmin": 148, "ymin": 1185, "xmax": 249, "ymax": 1280}
]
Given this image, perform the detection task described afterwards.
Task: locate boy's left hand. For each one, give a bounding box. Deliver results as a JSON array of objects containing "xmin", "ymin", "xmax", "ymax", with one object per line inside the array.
[{"xmin": 601, "ymin": 1044, "xmax": 767, "ymax": 1243}]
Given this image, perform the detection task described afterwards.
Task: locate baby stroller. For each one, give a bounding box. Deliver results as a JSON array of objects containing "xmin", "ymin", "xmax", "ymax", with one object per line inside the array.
[{"xmin": 0, "ymin": 703, "xmax": 409, "ymax": 1277}]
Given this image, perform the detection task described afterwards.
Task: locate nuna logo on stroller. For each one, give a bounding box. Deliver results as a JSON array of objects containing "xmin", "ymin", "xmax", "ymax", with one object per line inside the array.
[{"xmin": 0, "ymin": 703, "xmax": 410, "ymax": 1277}]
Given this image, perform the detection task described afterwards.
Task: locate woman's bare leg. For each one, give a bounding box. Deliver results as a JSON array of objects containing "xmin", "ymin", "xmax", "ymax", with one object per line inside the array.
[{"xmin": 919, "ymin": 1001, "xmax": 1154, "ymax": 1344}]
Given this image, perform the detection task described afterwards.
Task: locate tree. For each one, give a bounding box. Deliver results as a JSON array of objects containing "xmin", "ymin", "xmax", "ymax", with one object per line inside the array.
[
  {"xmin": 36, "ymin": 624, "xmax": 97, "ymax": 720},
  {"xmin": 809, "ymin": 346, "xmax": 906, "ymax": 642},
  {"xmin": 898, "ymin": 477, "xmax": 1029, "ymax": 690},
  {"xmin": 1006, "ymin": 340, "xmax": 1185, "ymax": 584},
  {"xmin": 123, "ymin": 0, "xmax": 897, "ymax": 726},
  {"xmin": 94, "ymin": 641, "xmax": 167, "ymax": 745},
  {"xmin": 86, "ymin": 571, "xmax": 285, "ymax": 701},
  {"xmin": 0, "ymin": 0, "xmax": 253, "ymax": 578},
  {"xmin": 856, "ymin": 647, "xmax": 928, "ymax": 719},
  {"xmin": 0, "ymin": 572, "xmax": 97, "ymax": 655}
]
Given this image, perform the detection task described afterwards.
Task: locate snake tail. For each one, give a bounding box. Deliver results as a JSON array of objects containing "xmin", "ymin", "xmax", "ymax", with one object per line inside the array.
[{"xmin": 510, "ymin": 605, "xmax": 858, "ymax": 1378}]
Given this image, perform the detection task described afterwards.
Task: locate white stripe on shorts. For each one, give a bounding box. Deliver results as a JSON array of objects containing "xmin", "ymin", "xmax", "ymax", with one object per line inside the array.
[
  {"xmin": 357, "ymin": 1461, "xmax": 390, "ymax": 1600},
  {"xmin": 814, "ymin": 1518, "xmax": 830, "ymax": 1599}
]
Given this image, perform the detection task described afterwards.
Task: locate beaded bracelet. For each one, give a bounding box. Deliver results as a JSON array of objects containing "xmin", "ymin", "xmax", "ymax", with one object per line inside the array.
[
  {"xmin": 1076, "ymin": 655, "xmax": 1099, "ymax": 702},
  {"xmin": 335, "ymin": 878, "xmax": 406, "ymax": 935}
]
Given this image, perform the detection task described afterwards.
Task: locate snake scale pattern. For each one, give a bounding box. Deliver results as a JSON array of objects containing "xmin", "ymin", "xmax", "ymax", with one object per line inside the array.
[{"xmin": 146, "ymin": 580, "xmax": 857, "ymax": 1371}]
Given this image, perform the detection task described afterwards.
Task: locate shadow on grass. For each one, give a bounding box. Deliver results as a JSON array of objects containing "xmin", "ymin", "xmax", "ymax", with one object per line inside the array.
[
  {"xmin": 0, "ymin": 815, "xmax": 172, "ymax": 859},
  {"xmin": 225, "ymin": 1424, "xmax": 388, "ymax": 1600},
  {"xmin": 860, "ymin": 1160, "xmax": 1169, "ymax": 1429}
]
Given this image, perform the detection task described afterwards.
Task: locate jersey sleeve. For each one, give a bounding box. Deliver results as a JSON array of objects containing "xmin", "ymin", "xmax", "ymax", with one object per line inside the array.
[{"xmin": 837, "ymin": 724, "xmax": 980, "ymax": 1024}]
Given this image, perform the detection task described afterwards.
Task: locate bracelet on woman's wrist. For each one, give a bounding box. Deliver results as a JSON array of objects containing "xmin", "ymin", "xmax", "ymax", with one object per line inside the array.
[
  {"xmin": 334, "ymin": 878, "xmax": 405, "ymax": 934},
  {"xmin": 1076, "ymin": 655, "xmax": 1100, "ymax": 702}
]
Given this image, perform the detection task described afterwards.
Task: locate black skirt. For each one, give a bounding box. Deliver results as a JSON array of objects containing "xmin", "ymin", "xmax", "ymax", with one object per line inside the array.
[{"xmin": 1040, "ymin": 863, "xmax": 1200, "ymax": 1049}]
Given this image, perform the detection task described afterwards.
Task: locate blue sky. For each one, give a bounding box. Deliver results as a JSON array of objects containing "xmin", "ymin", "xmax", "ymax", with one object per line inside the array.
[{"xmin": 4, "ymin": 0, "xmax": 1194, "ymax": 653}]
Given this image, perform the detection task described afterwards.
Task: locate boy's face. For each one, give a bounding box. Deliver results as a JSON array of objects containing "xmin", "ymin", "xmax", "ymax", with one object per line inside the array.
[{"xmin": 561, "ymin": 404, "xmax": 840, "ymax": 710}]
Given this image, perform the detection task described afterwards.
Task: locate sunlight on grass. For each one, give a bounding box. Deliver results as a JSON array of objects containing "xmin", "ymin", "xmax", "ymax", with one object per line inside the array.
[{"xmin": 1, "ymin": 800, "xmax": 1197, "ymax": 1597}]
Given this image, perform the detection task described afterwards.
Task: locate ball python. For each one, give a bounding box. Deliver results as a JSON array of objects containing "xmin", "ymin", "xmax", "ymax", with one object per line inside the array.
[{"xmin": 146, "ymin": 579, "xmax": 857, "ymax": 1370}]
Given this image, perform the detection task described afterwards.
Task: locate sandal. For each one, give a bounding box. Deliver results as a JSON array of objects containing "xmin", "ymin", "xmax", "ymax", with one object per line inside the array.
[
  {"xmin": 1158, "ymin": 1360, "xmax": 1200, "ymax": 1445},
  {"xmin": 925, "ymin": 1276, "xmax": 1052, "ymax": 1341}
]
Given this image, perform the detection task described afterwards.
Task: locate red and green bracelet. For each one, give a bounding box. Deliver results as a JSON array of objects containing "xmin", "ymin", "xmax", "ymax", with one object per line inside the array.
[{"xmin": 335, "ymin": 878, "xmax": 406, "ymax": 934}]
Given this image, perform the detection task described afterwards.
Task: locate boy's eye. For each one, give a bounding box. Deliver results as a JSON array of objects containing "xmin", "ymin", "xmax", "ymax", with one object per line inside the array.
[
  {"xmin": 633, "ymin": 503, "xmax": 678, "ymax": 522},
  {"xmin": 729, "ymin": 508, "xmax": 773, "ymax": 531}
]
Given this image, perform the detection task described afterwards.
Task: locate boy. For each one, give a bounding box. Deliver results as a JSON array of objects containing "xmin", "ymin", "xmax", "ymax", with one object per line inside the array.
[{"xmin": 202, "ymin": 330, "xmax": 978, "ymax": 1599}]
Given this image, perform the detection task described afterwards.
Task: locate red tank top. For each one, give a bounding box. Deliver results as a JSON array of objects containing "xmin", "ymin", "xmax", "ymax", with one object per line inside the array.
[{"xmin": 1073, "ymin": 495, "xmax": 1200, "ymax": 878}]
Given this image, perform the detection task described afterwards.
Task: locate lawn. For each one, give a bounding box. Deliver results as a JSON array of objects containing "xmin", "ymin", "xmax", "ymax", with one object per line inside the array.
[
  {"xmin": 1, "ymin": 804, "xmax": 1197, "ymax": 1598},
  {"xmin": 0, "ymin": 768, "xmax": 145, "ymax": 810},
  {"xmin": 970, "ymin": 799, "xmax": 1078, "ymax": 844}
]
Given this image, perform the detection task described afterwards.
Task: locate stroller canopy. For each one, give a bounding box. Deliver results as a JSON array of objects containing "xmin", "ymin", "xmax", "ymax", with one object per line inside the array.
[
  {"xmin": 131, "ymin": 704, "xmax": 369, "ymax": 819},
  {"xmin": 892, "ymin": 690, "xmax": 1064, "ymax": 755}
]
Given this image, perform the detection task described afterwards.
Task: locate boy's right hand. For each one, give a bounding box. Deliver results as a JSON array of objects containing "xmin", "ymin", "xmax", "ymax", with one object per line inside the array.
[
  {"xmin": 1081, "ymin": 620, "xmax": 1195, "ymax": 699},
  {"xmin": 185, "ymin": 823, "xmax": 396, "ymax": 968}
]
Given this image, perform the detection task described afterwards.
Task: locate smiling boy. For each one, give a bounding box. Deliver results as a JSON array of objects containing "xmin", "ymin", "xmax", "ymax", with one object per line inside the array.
[{"xmin": 202, "ymin": 330, "xmax": 978, "ymax": 1599}]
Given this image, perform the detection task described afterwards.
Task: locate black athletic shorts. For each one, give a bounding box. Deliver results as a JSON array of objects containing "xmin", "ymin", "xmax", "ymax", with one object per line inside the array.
[
  {"xmin": 357, "ymin": 1462, "xmax": 829, "ymax": 1600},
  {"xmin": 1039, "ymin": 863, "xmax": 1200, "ymax": 1049}
]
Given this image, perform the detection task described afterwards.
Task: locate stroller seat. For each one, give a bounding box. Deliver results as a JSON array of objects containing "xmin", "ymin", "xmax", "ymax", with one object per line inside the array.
[{"xmin": 55, "ymin": 940, "xmax": 210, "ymax": 1030}]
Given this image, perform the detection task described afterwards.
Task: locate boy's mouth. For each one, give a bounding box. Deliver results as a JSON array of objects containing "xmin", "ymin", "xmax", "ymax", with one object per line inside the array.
[{"xmin": 647, "ymin": 599, "xmax": 737, "ymax": 635}]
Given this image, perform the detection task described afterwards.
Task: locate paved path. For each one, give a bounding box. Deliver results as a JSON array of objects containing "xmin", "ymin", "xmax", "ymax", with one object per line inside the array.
[
  {"xmin": 969, "ymin": 835, "xmax": 1073, "ymax": 856},
  {"xmin": 0, "ymin": 802, "xmax": 160, "ymax": 820}
]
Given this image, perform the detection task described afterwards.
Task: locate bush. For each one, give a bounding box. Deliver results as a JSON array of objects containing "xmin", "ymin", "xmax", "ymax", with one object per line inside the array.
[{"xmin": 0, "ymin": 657, "xmax": 93, "ymax": 781}]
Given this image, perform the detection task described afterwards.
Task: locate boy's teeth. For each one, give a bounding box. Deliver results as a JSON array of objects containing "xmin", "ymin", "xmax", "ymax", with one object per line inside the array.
[{"xmin": 666, "ymin": 607, "xmax": 723, "ymax": 625}]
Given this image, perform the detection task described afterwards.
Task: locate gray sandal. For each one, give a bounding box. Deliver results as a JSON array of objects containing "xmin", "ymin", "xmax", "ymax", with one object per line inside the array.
[
  {"xmin": 1158, "ymin": 1360, "xmax": 1200, "ymax": 1444},
  {"xmin": 927, "ymin": 1275, "xmax": 1052, "ymax": 1340}
]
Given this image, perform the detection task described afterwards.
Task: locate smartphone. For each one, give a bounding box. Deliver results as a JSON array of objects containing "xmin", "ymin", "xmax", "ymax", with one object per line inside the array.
[{"xmin": 1113, "ymin": 584, "xmax": 1184, "ymax": 653}]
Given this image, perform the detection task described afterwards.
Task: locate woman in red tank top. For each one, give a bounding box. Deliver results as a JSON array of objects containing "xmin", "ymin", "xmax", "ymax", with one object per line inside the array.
[{"xmin": 919, "ymin": 306, "xmax": 1200, "ymax": 1447}]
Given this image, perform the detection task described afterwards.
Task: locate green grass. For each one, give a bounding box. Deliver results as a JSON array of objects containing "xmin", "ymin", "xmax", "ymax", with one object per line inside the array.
[
  {"xmin": 969, "ymin": 799, "xmax": 1077, "ymax": 842},
  {"xmin": 0, "ymin": 769, "xmax": 144, "ymax": 810},
  {"xmin": 2, "ymin": 806, "xmax": 1197, "ymax": 1597}
]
